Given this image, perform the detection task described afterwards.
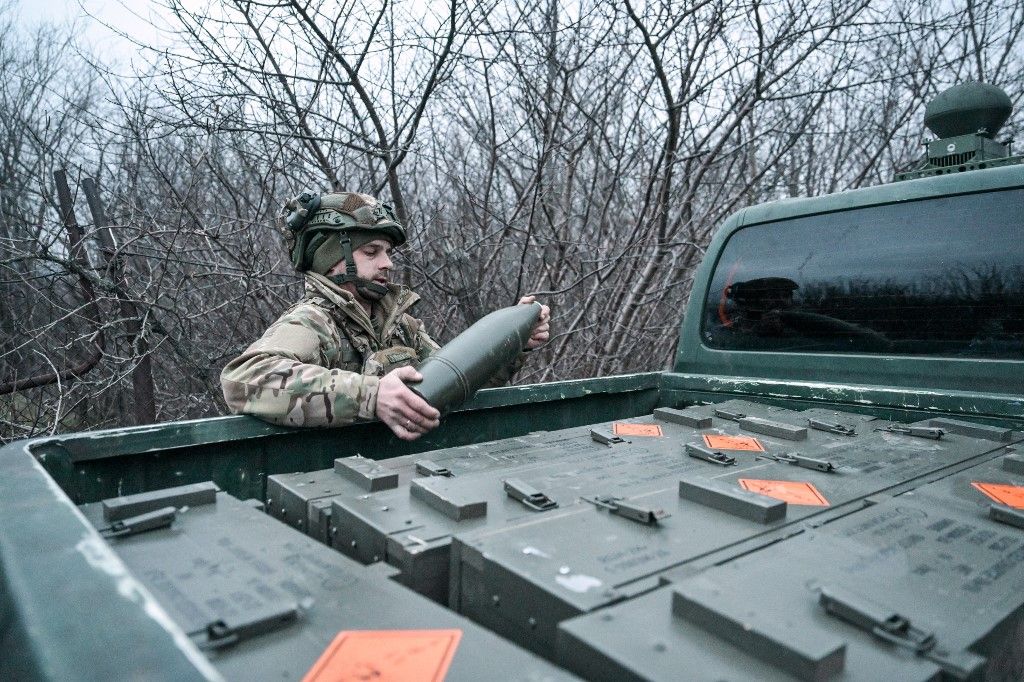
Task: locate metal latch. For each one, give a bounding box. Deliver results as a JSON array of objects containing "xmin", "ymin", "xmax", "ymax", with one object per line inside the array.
[
  {"xmin": 819, "ymin": 585, "xmax": 984, "ymax": 679},
  {"xmin": 989, "ymin": 503, "xmax": 1024, "ymax": 529},
  {"xmin": 685, "ymin": 443, "xmax": 736, "ymax": 466},
  {"xmin": 713, "ymin": 408, "xmax": 746, "ymax": 422},
  {"xmin": 504, "ymin": 479, "xmax": 558, "ymax": 511},
  {"xmin": 99, "ymin": 506, "xmax": 177, "ymax": 539},
  {"xmin": 760, "ymin": 451, "xmax": 836, "ymax": 473},
  {"xmin": 820, "ymin": 585, "xmax": 935, "ymax": 653},
  {"xmin": 415, "ymin": 459, "xmax": 453, "ymax": 477},
  {"xmin": 189, "ymin": 602, "xmax": 298, "ymax": 650},
  {"xmin": 591, "ymin": 427, "xmax": 627, "ymax": 446},
  {"xmin": 807, "ymin": 418, "xmax": 857, "ymax": 436},
  {"xmin": 584, "ymin": 495, "xmax": 670, "ymax": 524},
  {"xmin": 876, "ymin": 424, "xmax": 944, "ymax": 440}
]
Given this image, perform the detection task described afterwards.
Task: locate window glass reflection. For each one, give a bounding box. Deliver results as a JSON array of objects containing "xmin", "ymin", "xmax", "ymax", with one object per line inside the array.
[{"xmin": 702, "ymin": 189, "xmax": 1024, "ymax": 358}]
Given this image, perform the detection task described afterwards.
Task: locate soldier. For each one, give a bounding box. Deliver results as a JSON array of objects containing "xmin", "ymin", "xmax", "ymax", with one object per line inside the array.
[
  {"xmin": 712, "ymin": 277, "xmax": 889, "ymax": 351},
  {"xmin": 221, "ymin": 191, "xmax": 550, "ymax": 440}
]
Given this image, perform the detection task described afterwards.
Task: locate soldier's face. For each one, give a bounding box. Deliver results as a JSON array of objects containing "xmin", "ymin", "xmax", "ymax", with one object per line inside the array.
[{"xmin": 329, "ymin": 238, "xmax": 394, "ymax": 285}]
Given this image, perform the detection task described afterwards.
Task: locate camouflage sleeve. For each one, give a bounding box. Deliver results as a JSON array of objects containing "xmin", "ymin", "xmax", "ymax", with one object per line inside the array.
[
  {"xmin": 406, "ymin": 314, "xmax": 441, "ymax": 359},
  {"xmin": 220, "ymin": 303, "xmax": 378, "ymax": 427}
]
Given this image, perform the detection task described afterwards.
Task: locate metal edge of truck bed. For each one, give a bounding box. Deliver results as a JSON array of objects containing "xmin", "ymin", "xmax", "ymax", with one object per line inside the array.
[
  {"xmin": 659, "ymin": 372, "xmax": 1024, "ymax": 429},
  {"xmin": 0, "ymin": 438, "xmax": 221, "ymax": 681},
  {"xmin": 24, "ymin": 372, "xmax": 662, "ymax": 505},
  {"xmin": 35, "ymin": 372, "xmax": 662, "ymax": 462},
  {"xmin": 0, "ymin": 374, "xmax": 660, "ymax": 678}
]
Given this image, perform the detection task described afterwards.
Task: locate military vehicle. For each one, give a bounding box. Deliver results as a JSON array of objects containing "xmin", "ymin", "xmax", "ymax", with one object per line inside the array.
[{"xmin": 2, "ymin": 82, "xmax": 1022, "ymax": 681}]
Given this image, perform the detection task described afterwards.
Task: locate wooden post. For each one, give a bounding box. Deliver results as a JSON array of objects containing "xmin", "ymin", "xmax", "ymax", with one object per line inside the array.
[
  {"xmin": 82, "ymin": 177, "xmax": 156, "ymax": 425},
  {"xmin": 0, "ymin": 170, "xmax": 104, "ymax": 394}
]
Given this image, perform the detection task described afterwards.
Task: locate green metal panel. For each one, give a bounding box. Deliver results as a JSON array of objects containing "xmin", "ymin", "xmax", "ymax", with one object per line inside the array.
[
  {"xmin": 0, "ymin": 373, "xmax": 658, "ymax": 680},
  {"xmin": 558, "ymin": 457, "xmax": 1024, "ymax": 681},
  {"xmin": 3, "ymin": 381, "xmax": 1022, "ymax": 679},
  {"xmin": 722, "ymin": 164, "xmax": 1024, "ymax": 229},
  {"xmin": 658, "ymin": 372, "xmax": 1024, "ymax": 428},
  {"xmin": 675, "ymin": 165, "xmax": 1024, "ymax": 394},
  {"xmin": 332, "ymin": 419, "xmax": 686, "ymax": 604},
  {"xmin": 0, "ymin": 440, "xmax": 219, "ymax": 681},
  {"xmin": 30, "ymin": 373, "xmax": 661, "ymax": 505},
  {"xmin": 448, "ymin": 400, "xmax": 1012, "ymax": 660},
  {"xmin": 77, "ymin": 490, "xmax": 575, "ymax": 681},
  {"xmin": 266, "ymin": 426, "xmax": 604, "ymax": 550}
]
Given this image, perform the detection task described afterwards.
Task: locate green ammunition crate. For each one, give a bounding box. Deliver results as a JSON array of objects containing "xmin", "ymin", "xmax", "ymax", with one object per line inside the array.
[
  {"xmin": 448, "ymin": 404, "xmax": 1012, "ymax": 659},
  {"xmin": 330, "ymin": 400, "xmax": 881, "ymax": 605},
  {"xmin": 557, "ymin": 464, "xmax": 1024, "ymax": 680},
  {"xmin": 267, "ymin": 426, "xmax": 604, "ymax": 546},
  {"xmin": 79, "ymin": 485, "xmax": 576, "ymax": 681}
]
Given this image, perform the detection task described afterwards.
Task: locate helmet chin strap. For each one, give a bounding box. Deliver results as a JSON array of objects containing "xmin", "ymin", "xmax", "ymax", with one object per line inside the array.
[
  {"xmin": 325, "ymin": 233, "xmax": 389, "ymax": 301},
  {"xmin": 354, "ymin": 279, "xmax": 389, "ymax": 301}
]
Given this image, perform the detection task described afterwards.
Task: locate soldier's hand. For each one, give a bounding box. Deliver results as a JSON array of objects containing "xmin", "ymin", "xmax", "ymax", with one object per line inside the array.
[
  {"xmin": 376, "ymin": 367, "xmax": 441, "ymax": 441},
  {"xmin": 518, "ymin": 295, "xmax": 550, "ymax": 350}
]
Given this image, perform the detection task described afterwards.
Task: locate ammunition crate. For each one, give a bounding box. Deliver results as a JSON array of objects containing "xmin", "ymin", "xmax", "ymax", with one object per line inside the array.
[
  {"xmin": 444, "ymin": 402, "xmax": 1010, "ymax": 659},
  {"xmin": 78, "ymin": 486, "xmax": 575, "ymax": 681},
  {"xmin": 558, "ymin": 460, "xmax": 1024, "ymax": 680}
]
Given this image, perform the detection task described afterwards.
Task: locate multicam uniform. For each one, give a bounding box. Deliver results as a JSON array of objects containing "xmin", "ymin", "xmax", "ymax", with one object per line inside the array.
[
  {"xmin": 221, "ymin": 273, "xmax": 521, "ymax": 427},
  {"xmin": 221, "ymin": 273, "xmax": 438, "ymax": 427}
]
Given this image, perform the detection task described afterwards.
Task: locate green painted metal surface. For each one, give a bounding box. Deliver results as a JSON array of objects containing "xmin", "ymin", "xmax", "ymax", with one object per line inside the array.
[
  {"xmin": 675, "ymin": 165, "xmax": 1024, "ymax": 395},
  {"xmin": 1, "ymin": 374, "xmax": 657, "ymax": 680},
  {"xmin": 30, "ymin": 373, "xmax": 661, "ymax": 505},
  {"xmin": 3, "ymin": 123, "xmax": 1024, "ymax": 679},
  {"xmin": 447, "ymin": 401, "xmax": 1013, "ymax": 661},
  {"xmin": 74, "ymin": 491, "xmax": 574, "ymax": 681},
  {"xmin": 0, "ymin": 439, "xmax": 218, "ymax": 681},
  {"xmin": 924, "ymin": 81, "xmax": 1013, "ymax": 139},
  {"xmin": 659, "ymin": 372, "xmax": 1024, "ymax": 429}
]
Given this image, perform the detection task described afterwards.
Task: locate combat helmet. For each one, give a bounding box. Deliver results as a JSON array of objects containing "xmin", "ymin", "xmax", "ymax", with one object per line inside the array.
[{"xmin": 283, "ymin": 191, "xmax": 406, "ymax": 300}]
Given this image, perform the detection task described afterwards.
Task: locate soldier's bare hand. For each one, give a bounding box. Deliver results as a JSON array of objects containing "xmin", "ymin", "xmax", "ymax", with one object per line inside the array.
[
  {"xmin": 518, "ymin": 295, "xmax": 551, "ymax": 350},
  {"xmin": 376, "ymin": 367, "xmax": 441, "ymax": 441}
]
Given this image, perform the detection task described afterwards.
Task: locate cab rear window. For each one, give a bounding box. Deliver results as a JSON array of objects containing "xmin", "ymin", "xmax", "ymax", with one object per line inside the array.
[{"xmin": 702, "ymin": 189, "xmax": 1024, "ymax": 358}]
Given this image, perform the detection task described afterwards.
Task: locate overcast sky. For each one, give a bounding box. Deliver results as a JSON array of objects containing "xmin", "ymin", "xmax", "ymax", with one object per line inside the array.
[{"xmin": 14, "ymin": 0, "xmax": 177, "ymax": 63}]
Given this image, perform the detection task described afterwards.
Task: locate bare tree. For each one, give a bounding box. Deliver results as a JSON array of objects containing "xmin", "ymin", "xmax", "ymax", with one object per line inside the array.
[{"xmin": 3, "ymin": 0, "xmax": 1024, "ymax": 440}]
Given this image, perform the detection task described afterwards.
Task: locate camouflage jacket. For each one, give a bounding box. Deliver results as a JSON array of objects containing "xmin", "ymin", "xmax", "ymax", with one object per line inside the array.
[
  {"xmin": 221, "ymin": 273, "xmax": 524, "ymax": 427},
  {"xmin": 220, "ymin": 273, "xmax": 441, "ymax": 427}
]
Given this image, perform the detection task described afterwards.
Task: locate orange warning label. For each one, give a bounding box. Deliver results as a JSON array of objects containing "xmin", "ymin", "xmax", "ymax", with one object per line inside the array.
[
  {"xmin": 303, "ymin": 629, "xmax": 462, "ymax": 682},
  {"xmin": 971, "ymin": 482, "xmax": 1024, "ymax": 509},
  {"xmin": 703, "ymin": 434, "xmax": 765, "ymax": 451},
  {"xmin": 739, "ymin": 479, "xmax": 830, "ymax": 506},
  {"xmin": 613, "ymin": 422, "xmax": 664, "ymax": 437}
]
